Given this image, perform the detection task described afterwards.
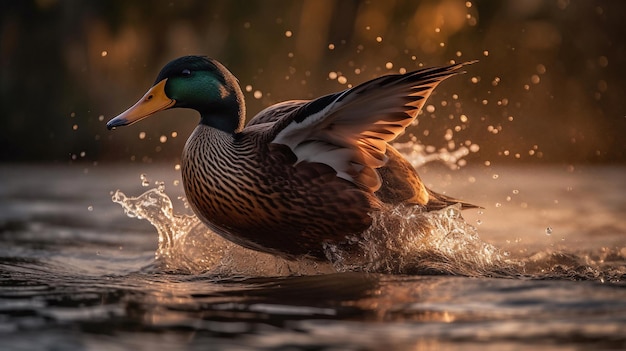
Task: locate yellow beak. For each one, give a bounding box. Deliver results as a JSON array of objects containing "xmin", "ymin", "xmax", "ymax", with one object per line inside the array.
[{"xmin": 107, "ymin": 79, "xmax": 175, "ymax": 130}]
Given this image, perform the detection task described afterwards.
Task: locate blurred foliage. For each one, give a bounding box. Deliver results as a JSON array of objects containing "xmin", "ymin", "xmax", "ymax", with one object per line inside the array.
[{"xmin": 0, "ymin": 0, "xmax": 624, "ymax": 164}]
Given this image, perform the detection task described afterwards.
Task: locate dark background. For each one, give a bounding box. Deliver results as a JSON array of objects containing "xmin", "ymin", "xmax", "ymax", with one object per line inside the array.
[{"xmin": 1, "ymin": 0, "xmax": 624, "ymax": 166}]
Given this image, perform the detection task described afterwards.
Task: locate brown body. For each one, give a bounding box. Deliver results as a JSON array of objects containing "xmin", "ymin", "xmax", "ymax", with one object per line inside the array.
[{"xmin": 183, "ymin": 125, "xmax": 373, "ymax": 258}]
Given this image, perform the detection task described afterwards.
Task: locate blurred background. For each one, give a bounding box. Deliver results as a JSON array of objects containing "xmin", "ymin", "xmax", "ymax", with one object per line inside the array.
[{"xmin": 1, "ymin": 0, "xmax": 624, "ymax": 166}]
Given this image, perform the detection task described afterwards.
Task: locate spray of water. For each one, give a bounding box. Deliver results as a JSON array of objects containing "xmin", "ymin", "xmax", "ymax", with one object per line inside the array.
[
  {"xmin": 112, "ymin": 186, "xmax": 519, "ymax": 276},
  {"xmin": 112, "ymin": 187, "xmax": 335, "ymax": 276},
  {"xmin": 324, "ymin": 204, "xmax": 517, "ymax": 276}
]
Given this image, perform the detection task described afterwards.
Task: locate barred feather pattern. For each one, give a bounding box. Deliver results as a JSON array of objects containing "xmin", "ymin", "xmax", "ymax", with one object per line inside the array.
[{"xmin": 182, "ymin": 125, "xmax": 375, "ymax": 259}]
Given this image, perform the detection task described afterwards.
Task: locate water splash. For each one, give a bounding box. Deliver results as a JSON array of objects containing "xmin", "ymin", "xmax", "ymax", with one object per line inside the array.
[
  {"xmin": 111, "ymin": 183, "xmax": 518, "ymax": 277},
  {"xmin": 392, "ymin": 141, "xmax": 475, "ymax": 169},
  {"xmin": 324, "ymin": 204, "xmax": 515, "ymax": 276},
  {"xmin": 111, "ymin": 187, "xmax": 334, "ymax": 276}
]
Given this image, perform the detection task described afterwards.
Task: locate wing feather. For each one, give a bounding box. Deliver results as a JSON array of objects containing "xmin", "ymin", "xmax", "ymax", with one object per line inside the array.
[{"xmin": 260, "ymin": 61, "xmax": 474, "ymax": 191}]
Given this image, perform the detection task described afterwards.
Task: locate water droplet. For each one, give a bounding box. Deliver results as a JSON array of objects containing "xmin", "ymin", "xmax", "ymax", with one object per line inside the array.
[
  {"xmin": 545, "ymin": 226, "xmax": 553, "ymax": 235},
  {"xmin": 476, "ymin": 219, "xmax": 482, "ymax": 225},
  {"xmin": 512, "ymin": 189, "xmax": 519, "ymax": 194},
  {"xmin": 253, "ymin": 90, "xmax": 263, "ymax": 99},
  {"xmin": 495, "ymin": 202, "xmax": 502, "ymax": 208},
  {"xmin": 87, "ymin": 205, "xmax": 93, "ymax": 211},
  {"xmin": 173, "ymin": 180, "xmax": 180, "ymax": 186},
  {"xmin": 156, "ymin": 181, "xmax": 165, "ymax": 192},
  {"xmin": 328, "ymin": 71, "xmax": 338, "ymax": 80},
  {"xmin": 140, "ymin": 174, "xmax": 150, "ymax": 187},
  {"xmin": 385, "ymin": 62, "xmax": 393, "ymax": 69},
  {"xmin": 531, "ymin": 74, "xmax": 540, "ymax": 84},
  {"xmin": 536, "ymin": 64, "xmax": 546, "ymax": 74},
  {"xmin": 159, "ymin": 135, "xmax": 167, "ymax": 143},
  {"xmin": 337, "ymin": 76, "xmax": 348, "ymax": 84},
  {"xmin": 492, "ymin": 174, "xmax": 499, "ymax": 179},
  {"xmin": 285, "ymin": 30, "xmax": 293, "ymax": 38},
  {"xmin": 139, "ymin": 132, "xmax": 146, "ymax": 140},
  {"xmin": 101, "ymin": 50, "xmax": 108, "ymax": 57},
  {"xmin": 375, "ymin": 36, "xmax": 383, "ymax": 43}
]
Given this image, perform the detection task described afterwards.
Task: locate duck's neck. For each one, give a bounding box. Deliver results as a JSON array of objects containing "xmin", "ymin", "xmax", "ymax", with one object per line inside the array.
[
  {"xmin": 200, "ymin": 111, "xmax": 243, "ymax": 134},
  {"xmin": 198, "ymin": 82, "xmax": 246, "ymax": 134}
]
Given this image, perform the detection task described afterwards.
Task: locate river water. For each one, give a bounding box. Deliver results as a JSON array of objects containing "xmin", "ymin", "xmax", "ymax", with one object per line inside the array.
[{"xmin": 1, "ymin": 163, "xmax": 625, "ymax": 350}]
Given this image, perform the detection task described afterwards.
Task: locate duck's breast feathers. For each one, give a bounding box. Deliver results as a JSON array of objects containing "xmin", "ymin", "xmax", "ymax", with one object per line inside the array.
[{"xmin": 259, "ymin": 61, "xmax": 473, "ymax": 192}]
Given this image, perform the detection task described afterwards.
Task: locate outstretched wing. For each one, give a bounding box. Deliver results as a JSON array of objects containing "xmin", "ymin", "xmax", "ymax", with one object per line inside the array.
[{"xmin": 264, "ymin": 61, "xmax": 473, "ymax": 192}]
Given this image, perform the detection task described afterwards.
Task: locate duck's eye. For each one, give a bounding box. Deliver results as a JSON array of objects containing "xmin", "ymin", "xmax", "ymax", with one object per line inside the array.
[{"xmin": 181, "ymin": 69, "xmax": 191, "ymax": 76}]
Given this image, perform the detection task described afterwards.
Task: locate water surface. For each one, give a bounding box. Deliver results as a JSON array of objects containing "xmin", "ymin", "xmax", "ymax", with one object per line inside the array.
[{"xmin": 1, "ymin": 164, "xmax": 625, "ymax": 350}]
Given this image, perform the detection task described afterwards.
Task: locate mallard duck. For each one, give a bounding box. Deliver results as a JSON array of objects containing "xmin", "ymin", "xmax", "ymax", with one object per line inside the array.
[{"xmin": 107, "ymin": 55, "xmax": 476, "ymax": 260}]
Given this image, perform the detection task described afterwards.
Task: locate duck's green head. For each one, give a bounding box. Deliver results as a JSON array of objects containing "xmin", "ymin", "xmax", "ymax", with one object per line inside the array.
[{"xmin": 107, "ymin": 56, "xmax": 245, "ymax": 133}]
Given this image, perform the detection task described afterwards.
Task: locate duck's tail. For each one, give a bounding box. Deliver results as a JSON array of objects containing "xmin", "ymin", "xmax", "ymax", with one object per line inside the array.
[{"xmin": 425, "ymin": 188, "xmax": 481, "ymax": 212}]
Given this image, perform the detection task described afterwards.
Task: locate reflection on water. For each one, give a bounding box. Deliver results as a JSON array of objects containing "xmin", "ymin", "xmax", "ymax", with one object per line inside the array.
[
  {"xmin": 0, "ymin": 164, "xmax": 625, "ymax": 350},
  {"xmin": 2, "ymin": 263, "xmax": 626, "ymax": 350}
]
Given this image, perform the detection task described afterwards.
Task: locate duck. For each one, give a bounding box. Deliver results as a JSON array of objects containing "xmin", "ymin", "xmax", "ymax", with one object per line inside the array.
[{"xmin": 107, "ymin": 55, "xmax": 476, "ymax": 260}]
